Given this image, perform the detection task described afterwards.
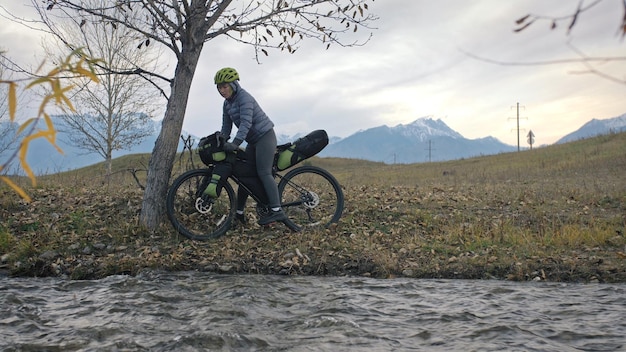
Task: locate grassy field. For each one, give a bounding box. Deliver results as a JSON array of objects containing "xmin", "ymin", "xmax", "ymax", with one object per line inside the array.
[{"xmin": 1, "ymin": 132, "xmax": 625, "ymax": 282}]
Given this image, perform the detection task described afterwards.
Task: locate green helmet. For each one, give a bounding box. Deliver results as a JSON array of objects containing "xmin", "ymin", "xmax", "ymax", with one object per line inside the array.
[{"xmin": 214, "ymin": 67, "xmax": 239, "ymax": 84}]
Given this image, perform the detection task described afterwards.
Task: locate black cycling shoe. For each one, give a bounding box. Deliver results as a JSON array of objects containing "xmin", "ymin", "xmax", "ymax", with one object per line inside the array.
[
  {"xmin": 258, "ymin": 209, "xmax": 287, "ymax": 225},
  {"xmin": 235, "ymin": 213, "xmax": 247, "ymax": 225}
]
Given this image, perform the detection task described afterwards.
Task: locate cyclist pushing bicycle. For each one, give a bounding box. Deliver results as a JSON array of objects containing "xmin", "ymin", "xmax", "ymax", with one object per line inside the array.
[
  {"xmin": 214, "ymin": 67, "xmax": 287, "ymax": 226},
  {"xmin": 166, "ymin": 69, "xmax": 344, "ymax": 240}
]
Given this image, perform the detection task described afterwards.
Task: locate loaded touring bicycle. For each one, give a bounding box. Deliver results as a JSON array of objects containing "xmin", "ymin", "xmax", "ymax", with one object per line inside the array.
[{"xmin": 166, "ymin": 130, "xmax": 344, "ymax": 240}]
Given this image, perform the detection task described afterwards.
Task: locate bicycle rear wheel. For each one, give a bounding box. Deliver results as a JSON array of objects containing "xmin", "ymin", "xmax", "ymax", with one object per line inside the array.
[
  {"xmin": 166, "ymin": 168, "xmax": 236, "ymax": 240},
  {"xmin": 277, "ymin": 165, "xmax": 344, "ymax": 229}
]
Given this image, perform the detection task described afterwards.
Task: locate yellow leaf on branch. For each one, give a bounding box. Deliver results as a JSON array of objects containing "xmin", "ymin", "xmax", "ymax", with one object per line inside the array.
[{"xmin": 0, "ymin": 47, "xmax": 101, "ymax": 201}]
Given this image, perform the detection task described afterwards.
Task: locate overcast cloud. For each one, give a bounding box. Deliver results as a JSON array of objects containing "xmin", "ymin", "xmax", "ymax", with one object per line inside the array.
[{"xmin": 2, "ymin": 0, "xmax": 625, "ymax": 146}]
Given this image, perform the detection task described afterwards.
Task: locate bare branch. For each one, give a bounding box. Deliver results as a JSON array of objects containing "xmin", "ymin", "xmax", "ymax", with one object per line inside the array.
[
  {"xmin": 507, "ymin": 1, "xmax": 626, "ymax": 84},
  {"xmin": 461, "ymin": 48, "xmax": 626, "ymax": 67},
  {"xmin": 513, "ymin": 0, "xmax": 606, "ymax": 33},
  {"xmin": 462, "ymin": 44, "xmax": 626, "ymax": 85}
]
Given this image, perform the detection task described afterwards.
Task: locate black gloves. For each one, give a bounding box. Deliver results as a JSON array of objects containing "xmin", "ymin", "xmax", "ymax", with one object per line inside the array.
[{"xmin": 223, "ymin": 142, "xmax": 239, "ymax": 153}]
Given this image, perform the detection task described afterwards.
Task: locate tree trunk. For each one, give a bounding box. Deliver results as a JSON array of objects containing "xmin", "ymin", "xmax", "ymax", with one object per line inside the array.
[
  {"xmin": 105, "ymin": 157, "xmax": 112, "ymax": 175},
  {"xmin": 139, "ymin": 46, "xmax": 204, "ymax": 230}
]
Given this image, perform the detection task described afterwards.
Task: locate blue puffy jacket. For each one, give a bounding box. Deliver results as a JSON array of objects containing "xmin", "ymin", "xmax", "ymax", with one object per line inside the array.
[{"xmin": 220, "ymin": 81, "xmax": 274, "ymax": 146}]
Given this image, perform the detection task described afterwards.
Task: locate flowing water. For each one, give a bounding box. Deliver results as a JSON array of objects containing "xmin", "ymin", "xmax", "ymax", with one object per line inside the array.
[{"xmin": 1, "ymin": 272, "xmax": 624, "ymax": 351}]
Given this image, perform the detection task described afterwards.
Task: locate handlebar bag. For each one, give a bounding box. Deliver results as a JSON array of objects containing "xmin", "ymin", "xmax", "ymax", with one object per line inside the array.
[{"xmin": 197, "ymin": 132, "xmax": 227, "ymax": 165}]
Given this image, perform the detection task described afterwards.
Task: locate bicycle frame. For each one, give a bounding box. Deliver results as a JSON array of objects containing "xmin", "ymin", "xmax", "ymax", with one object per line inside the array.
[
  {"xmin": 227, "ymin": 172, "xmax": 281, "ymax": 209},
  {"xmin": 228, "ymin": 171, "xmax": 305, "ymax": 223},
  {"xmin": 167, "ymin": 158, "xmax": 344, "ymax": 240}
]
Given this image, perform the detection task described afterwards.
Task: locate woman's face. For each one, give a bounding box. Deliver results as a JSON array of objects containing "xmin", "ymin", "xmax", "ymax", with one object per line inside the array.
[{"xmin": 217, "ymin": 83, "xmax": 233, "ymax": 99}]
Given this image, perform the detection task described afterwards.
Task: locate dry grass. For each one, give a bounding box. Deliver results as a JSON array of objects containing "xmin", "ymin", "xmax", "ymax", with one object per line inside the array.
[{"xmin": 1, "ymin": 132, "xmax": 625, "ymax": 282}]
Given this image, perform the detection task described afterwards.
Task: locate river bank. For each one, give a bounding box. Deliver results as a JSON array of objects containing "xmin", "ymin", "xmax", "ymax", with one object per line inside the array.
[
  {"xmin": 3, "ymin": 134, "xmax": 626, "ymax": 282},
  {"xmin": 2, "ymin": 184, "xmax": 624, "ymax": 283}
]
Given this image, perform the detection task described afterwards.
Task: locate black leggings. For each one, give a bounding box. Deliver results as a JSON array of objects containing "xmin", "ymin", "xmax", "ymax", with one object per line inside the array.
[{"xmin": 236, "ymin": 129, "xmax": 280, "ymax": 210}]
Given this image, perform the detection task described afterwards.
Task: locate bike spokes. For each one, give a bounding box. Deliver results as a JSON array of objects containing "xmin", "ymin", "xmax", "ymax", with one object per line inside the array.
[
  {"xmin": 166, "ymin": 169, "xmax": 236, "ymax": 240},
  {"xmin": 278, "ymin": 166, "xmax": 344, "ymax": 229}
]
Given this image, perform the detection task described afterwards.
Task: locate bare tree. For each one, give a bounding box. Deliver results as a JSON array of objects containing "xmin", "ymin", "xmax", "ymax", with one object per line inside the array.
[
  {"xmin": 36, "ymin": 2, "xmax": 163, "ymax": 175},
  {"xmin": 34, "ymin": 0, "xmax": 377, "ymax": 230}
]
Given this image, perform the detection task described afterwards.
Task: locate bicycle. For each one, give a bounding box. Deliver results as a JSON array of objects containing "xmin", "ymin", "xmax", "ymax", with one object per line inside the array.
[{"xmin": 166, "ymin": 136, "xmax": 344, "ymax": 241}]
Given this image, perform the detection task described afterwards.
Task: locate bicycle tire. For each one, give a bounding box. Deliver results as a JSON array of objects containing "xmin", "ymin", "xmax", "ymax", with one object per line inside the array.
[
  {"xmin": 277, "ymin": 165, "xmax": 344, "ymax": 229},
  {"xmin": 166, "ymin": 168, "xmax": 236, "ymax": 240}
]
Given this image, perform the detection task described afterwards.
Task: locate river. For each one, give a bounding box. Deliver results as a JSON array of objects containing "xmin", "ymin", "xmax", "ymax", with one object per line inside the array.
[{"xmin": 1, "ymin": 272, "xmax": 624, "ymax": 351}]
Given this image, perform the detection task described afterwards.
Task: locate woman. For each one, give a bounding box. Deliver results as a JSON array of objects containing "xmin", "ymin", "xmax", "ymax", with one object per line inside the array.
[{"xmin": 215, "ymin": 67, "xmax": 287, "ymax": 226}]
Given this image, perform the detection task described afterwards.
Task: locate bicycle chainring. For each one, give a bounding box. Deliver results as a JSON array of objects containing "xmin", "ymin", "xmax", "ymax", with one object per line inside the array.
[{"xmin": 256, "ymin": 204, "xmax": 271, "ymax": 218}]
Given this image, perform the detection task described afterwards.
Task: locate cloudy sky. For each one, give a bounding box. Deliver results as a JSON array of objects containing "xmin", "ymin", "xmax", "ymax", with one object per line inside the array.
[{"xmin": 2, "ymin": 0, "xmax": 625, "ymax": 146}]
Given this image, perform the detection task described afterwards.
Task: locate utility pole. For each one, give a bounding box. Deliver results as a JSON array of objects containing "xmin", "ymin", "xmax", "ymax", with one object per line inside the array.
[
  {"xmin": 425, "ymin": 140, "xmax": 435, "ymax": 162},
  {"xmin": 509, "ymin": 102, "xmax": 527, "ymax": 151}
]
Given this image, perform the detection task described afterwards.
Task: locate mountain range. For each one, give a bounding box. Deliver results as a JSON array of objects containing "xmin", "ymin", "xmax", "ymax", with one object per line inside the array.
[
  {"xmin": 318, "ymin": 113, "xmax": 626, "ymax": 163},
  {"xmin": 1, "ymin": 113, "xmax": 625, "ymax": 175},
  {"xmin": 317, "ymin": 118, "xmax": 516, "ymax": 163},
  {"xmin": 556, "ymin": 113, "xmax": 626, "ymax": 144}
]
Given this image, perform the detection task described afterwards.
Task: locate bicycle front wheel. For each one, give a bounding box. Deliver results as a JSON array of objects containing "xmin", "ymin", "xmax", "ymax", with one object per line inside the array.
[
  {"xmin": 166, "ymin": 168, "xmax": 236, "ymax": 240},
  {"xmin": 278, "ymin": 165, "xmax": 344, "ymax": 229}
]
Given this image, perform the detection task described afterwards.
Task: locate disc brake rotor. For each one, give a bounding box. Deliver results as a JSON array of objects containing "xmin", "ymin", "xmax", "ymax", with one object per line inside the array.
[
  {"xmin": 302, "ymin": 192, "xmax": 320, "ymax": 209},
  {"xmin": 195, "ymin": 197, "xmax": 213, "ymax": 214}
]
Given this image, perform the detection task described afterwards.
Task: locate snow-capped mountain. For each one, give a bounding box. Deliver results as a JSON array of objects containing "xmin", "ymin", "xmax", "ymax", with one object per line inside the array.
[
  {"xmin": 392, "ymin": 118, "xmax": 463, "ymax": 140},
  {"xmin": 318, "ymin": 117, "xmax": 516, "ymax": 163},
  {"xmin": 556, "ymin": 113, "xmax": 626, "ymax": 144}
]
